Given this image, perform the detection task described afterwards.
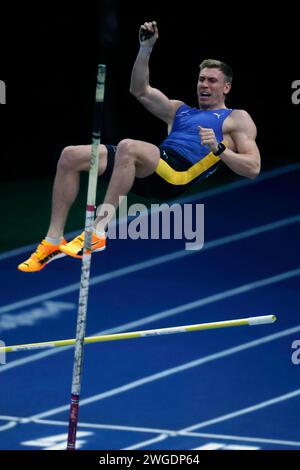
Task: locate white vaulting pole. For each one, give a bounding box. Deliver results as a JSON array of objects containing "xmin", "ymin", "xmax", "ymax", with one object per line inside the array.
[{"xmin": 66, "ymin": 64, "xmax": 106, "ymax": 451}]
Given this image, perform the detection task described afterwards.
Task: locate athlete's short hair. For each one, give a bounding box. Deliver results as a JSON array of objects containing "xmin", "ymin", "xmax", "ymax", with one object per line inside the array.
[{"xmin": 199, "ymin": 59, "xmax": 233, "ymax": 84}]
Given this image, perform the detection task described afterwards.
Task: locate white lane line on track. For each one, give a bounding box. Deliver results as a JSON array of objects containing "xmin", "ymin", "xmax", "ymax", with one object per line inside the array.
[
  {"xmin": 0, "ymin": 421, "xmax": 17, "ymax": 432},
  {"xmin": 183, "ymin": 431, "xmax": 300, "ymax": 448},
  {"xmin": 1, "ymin": 162, "xmax": 299, "ymax": 262},
  {"xmin": 23, "ymin": 322, "xmax": 300, "ymax": 422},
  {"xmin": 30, "ymin": 419, "xmax": 300, "ymax": 447},
  {"xmin": 123, "ymin": 389, "xmax": 300, "ymax": 450},
  {"xmin": 1, "ymin": 212, "xmax": 300, "ymax": 315},
  {"xmin": 123, "ymin": 434, "xmax": 169, "ymax": 450},
  {"xmin": 1, "ymin": 267, "xmax": 300, "ymax": 374},
  {"xmin": 180, "ymin": 389, "xmax": 300, "ymax": 433},
  {"xmin": 33, "ymin": 418, "xmax": 176, "ymax": 435},
  {"xmin": 2, "ymin": 415, "xmax": 300, "ymax": 448}
]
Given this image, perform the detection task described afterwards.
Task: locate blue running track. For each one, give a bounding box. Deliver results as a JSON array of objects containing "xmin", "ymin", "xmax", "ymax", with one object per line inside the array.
[{"xmin": 0, "ymin": 164, "xmax": 300, "ymax": 450}]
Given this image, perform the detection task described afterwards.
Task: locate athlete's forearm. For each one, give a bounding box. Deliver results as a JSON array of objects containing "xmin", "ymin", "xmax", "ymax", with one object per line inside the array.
[
  {"xmin": 129, "ymin": 45, "xmax": 153, "ymax": 96},
  {"xmin": 220, "ymin": 148, "xmax": 261, "ymax": 179}
]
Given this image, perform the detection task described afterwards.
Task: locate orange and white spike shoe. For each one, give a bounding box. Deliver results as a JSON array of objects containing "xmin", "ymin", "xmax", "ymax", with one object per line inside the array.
[
  {"xmin": 59, "ymin": 232, "xmax": 106, "ymax": 259},
  {"xmin": 18, "ymin": 239, "xmax": 67, "ymax": 272}
]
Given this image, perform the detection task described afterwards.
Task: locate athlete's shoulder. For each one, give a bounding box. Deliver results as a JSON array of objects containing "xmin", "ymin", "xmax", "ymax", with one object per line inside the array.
[
  {"xmin": 230, "ymin": 109, "xmax": 254, "ymax": 121},
  {"xmin": 171, "ymin": 101, "xmax": 188, "ymax": 114},
  {"xmin": 227, "ymin": 109, "xmax": 257, "ymax": 136}
]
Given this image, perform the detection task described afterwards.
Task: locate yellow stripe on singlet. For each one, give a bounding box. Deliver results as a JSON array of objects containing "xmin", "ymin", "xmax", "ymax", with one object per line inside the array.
[{"xmin": 156, "ymin": 149, "xmax": 222, "ymax": 186}]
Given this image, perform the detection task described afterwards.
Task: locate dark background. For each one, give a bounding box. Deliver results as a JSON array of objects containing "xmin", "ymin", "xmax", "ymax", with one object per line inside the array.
[{"xmin": 0, "ymin": 1, "xmax": 299, "ymax": 182}]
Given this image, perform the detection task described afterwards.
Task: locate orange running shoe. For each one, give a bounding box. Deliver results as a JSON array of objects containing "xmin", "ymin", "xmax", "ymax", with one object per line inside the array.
[
  {"xmin": 59, "ymin": 231, "xmax": 106, "ymax": 259},
  {"xmin": 18, "ymin": 239, "xmax": 67, "ymax": 272}
]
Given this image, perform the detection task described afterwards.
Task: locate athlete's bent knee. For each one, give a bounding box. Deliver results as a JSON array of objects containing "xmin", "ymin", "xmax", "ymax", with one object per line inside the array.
[
  {"xmin": 115, "ymin": 139, "xmax": 137, "ymax": 166},
  {"xmin": 57, "ymin": 146, "xmax": 78, "ymax": 171},
  {"xmin": 98, "ymin": 145, "xmax": 108, "ymax": 175},
  {"xmin": 116, "ymin": 139, "xmax": 137, "ymax": 156}
]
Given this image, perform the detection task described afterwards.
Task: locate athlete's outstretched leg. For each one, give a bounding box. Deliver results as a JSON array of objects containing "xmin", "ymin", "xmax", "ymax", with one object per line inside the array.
[
  {"xmin": 47, "ymin": 145, "xmax": 108, "ymax": 239},
  {"xmin": 18, "ymin": 144, "xmax": 108, "ymax": 272}
]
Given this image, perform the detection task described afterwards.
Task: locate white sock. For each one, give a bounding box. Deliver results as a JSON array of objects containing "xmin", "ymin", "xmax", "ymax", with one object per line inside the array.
[
  {"xmin": 45, "ymin": 236, "xmax": 64, "ymax": 245},
  {"xmin": 94, "ymin": 229, "xmax": 105, "ymax": 239}
]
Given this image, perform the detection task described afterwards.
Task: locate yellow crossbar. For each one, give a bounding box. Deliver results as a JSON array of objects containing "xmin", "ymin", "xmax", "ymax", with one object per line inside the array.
[{"xmin": 0, "ymin": 315, "xmax": 276, "ymax": 354}]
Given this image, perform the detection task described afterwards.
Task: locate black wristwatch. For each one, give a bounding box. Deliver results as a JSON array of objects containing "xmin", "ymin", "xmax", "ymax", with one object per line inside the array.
[{"xmin": 213, "ymin": 142, "xmax": 226, "ymax": 156}]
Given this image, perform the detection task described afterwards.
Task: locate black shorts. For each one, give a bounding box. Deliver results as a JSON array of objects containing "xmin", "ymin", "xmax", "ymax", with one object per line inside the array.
[{"xmin": 101, "ymin": 145, "xmax": 204, "ymax": 201}]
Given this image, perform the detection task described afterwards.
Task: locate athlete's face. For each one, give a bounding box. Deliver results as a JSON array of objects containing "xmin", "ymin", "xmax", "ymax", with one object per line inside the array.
[{"xmin": 197, "ymin": 68, "xmax": 231, "ymax": 109}]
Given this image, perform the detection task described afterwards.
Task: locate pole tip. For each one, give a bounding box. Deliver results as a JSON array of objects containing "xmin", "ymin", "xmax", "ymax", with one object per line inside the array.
[{"xmin": 248, "ymin": 315, "xmax": 277, "ymax": 326}]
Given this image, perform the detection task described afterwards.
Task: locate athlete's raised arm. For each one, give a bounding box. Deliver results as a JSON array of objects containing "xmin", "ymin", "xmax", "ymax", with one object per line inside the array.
[{"xmin": 129, "ymin": 21, "xmax": 183, "ymax": 127}]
